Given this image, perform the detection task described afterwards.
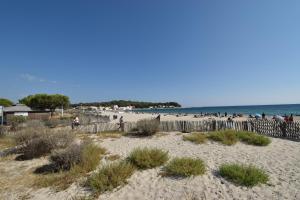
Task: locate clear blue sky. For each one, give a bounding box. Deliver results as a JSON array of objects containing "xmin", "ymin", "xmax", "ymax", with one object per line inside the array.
[{"xmin": 1, "ymin": 0, "xmax": 300, "ymax": 107}]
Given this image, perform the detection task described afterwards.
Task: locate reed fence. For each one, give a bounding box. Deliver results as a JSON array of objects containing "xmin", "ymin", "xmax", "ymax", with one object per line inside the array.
[{"xmin": 75, "ymin": 120, "xmax": 300, "ymax": 140}]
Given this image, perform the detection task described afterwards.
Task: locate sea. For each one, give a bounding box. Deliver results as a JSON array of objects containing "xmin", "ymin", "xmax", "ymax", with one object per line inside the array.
[{"xmin": 133, "ymin": 104, "xmax": 300, "ymax": 116}]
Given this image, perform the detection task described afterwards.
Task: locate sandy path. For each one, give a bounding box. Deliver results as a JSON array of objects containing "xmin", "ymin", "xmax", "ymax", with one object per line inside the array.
[{"xmin": 98, "ymin": 133, "xmax": 300, "ymax": 200}]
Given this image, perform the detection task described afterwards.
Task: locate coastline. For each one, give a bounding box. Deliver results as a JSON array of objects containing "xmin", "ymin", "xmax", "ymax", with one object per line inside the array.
[{"xmin": 102, "ymin": 111, "xmax": 300, "ymax": 123}]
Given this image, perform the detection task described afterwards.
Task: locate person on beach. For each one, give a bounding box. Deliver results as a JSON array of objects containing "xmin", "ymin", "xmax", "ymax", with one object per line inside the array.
[
  {"xmin": 262, "ymin": 112, "xmax": 266, "ymax": 119},
  {"xmin": 289, "ymin": 114, "xmax": 294, "ymax": 122},
  {"xmin": 72, "ymin": 116, "xmax": 80, "ymax": 129},
  {"xmin": 119, "ymin": 116, "xmax": 124, "ymax": 131},
  {"xmin": 284, "ymin": 115, "xmax": 289, "ymax": 122},
  {"xmin": 156, "ymin": 114, "xmax": 161, "ymax": 122}
]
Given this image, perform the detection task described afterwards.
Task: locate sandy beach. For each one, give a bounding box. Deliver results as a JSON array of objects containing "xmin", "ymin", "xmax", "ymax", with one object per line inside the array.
[
  {"xmin": 102, "ymin": 111, "xmax": 300, "ymax": 123},
  {"xmin": 1, "ymin": 111, "xmax": 299, "ymax": 200}
]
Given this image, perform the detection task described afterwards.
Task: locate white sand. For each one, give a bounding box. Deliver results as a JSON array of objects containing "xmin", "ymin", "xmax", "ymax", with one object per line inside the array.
[
  {"xmin": 1, "ymin": 133, "xmax": 300, "ymax": 200},
  {"xmin": 103, "ymin": 111, "xmax": 250, "ymax": 122},
  {"xmin": 97, "ymin": 133, "xmax": 300, "ymax": 200},
  {"xmin": 1, "ymin": 111, "xmax": 300, "ymax": 199}
]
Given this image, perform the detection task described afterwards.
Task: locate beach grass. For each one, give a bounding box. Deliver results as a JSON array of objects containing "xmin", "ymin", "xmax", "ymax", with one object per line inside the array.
[
  {"xmin": 135, "ymin": 119, "xmax": 160, "ymax": 136},
  {"xmin": 236, "ymin": 131, "xmax": 271, "ymax": 146},
  {"xmin": 182, "ymin": 130, "xmax": 271, "ymax": 146},
  {"xmin": 97, "ymin": 131, "xmax": 124, "ymax": 139},
  {"xmin": 35, "ymin": 143, "xmax": 106, "ymax": 190},
  {"xmin": 183, "ymin": 133, "xmax": 207, "ymax": 144},
  {"xmin": 219, "ymin": 163, "xmax": 269, "ymax": 187},
  {"xmin": 87, "ymin": 161, "xmax": 135, "ymax": 195},
  {"xmin": 207, "ymin": 130, "xmax": 238, "ymax": 145},
  {"xmin": 164, "ymin": 157, "xmax": 206, "ymax": 177},
  {"xmin": 127, "ymin": 147, "xmax": 169, "ymax": 169},
  {"xmin": 0, "ymin": 136, "xmax": 16, "ymax": 150}
]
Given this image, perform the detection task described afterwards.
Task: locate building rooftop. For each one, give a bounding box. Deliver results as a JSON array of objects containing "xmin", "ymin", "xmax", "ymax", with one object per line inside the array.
[{"xmin": 3, "ymin": 104, "xmax": 32, "ymax": 112}]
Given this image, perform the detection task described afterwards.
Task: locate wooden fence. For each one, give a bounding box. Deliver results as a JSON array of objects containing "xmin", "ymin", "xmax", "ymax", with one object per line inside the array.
[{"xmin": 75, "ymin": 120, "xmax": 300, "ymax": 140}]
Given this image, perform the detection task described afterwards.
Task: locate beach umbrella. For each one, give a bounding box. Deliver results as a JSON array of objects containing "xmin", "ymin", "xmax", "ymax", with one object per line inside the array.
[
  {"xmin": 255, "ymin": 114, "xmax": 262, "ymax": 118},
  {"xmin": 274, "ymin": 115, "xmax": 284, "ymax": 121}
]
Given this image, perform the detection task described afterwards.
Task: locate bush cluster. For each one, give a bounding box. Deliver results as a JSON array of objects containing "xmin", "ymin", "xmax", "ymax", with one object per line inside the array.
[
  {"xmin": 44, "ymin": 118, "xmax": 72, "ymax": 128},
  {"xmin": 135, "ymin": 119, "xmax": 160, "ymax": 136},
  {"xmin": 50, "ymin": 141, "xmax": 106, "ymax": 171},
  {"xmin": 128, "ymin": 147, "xmax": 169, "ymax": 169},
  {"xmin": 8, "ymin": 115, "xmax": 27, "ymax": 131},
  {"xmin": 15, "ymin": 127, "xmax": 75, "ymax": 159}
]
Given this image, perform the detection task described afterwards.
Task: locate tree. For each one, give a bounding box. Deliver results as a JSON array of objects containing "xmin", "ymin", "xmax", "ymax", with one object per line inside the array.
[
  {"xmin": 0, "ymin": 98, "xmax": 13, "ymax": 107},
  {"xmin": 19, "ymin": 94, "xmax": 70, "ymax": 115}
]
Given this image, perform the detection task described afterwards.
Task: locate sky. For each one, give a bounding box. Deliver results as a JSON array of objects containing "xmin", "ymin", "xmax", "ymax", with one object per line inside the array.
[{"xmin": 0, "ymin": 0, "xmax": 300, "ymax": 107}]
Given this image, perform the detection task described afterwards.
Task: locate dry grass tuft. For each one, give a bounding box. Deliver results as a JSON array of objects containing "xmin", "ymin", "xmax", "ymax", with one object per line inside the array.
[
  {"xmin": 207, "ymin": 130, "xmax": 238, "ymax": 145},
  {"xmin": 97, "ymin": 131, "xmax": 123, "ymax": 139},
  {"xmin": 135, "ymin": 119, "xmax": 160, "ymax": 136},
  {"xmin": 106, "ymin": 154, "xmax": 121, "ymax": 161},
  {"xmin": 183, "ymin": 133, "xmax": 207, "ymax": 144},
  {"xmin": 34, "ymin": 142, "xmax": 106, "ymax": 190},
  {"xmin": 236, "ymin": 131, "xmax": 271, "ymax": 146},
  {"xmin": 164, "ymin": 157, "xmax": 206, "ymax": 177},
  {"xmin": 0, "ymin": 136, "xmax": 16, "ymax": 150},
  {"xmin": 219, "ymin": 163, "xmax": 269, "ymax": 187},
  {"xmin": 87, "ymin": 161, "xmax": 135, "ymax": 195},
  {"xmin": 127, "ymin": 147, "xmax": 169, "ymax": 169}
]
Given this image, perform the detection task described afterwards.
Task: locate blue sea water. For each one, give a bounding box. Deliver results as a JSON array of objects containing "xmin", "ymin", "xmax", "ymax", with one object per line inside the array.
[{"xmin": 134, "ymin": 104, "xmax": 300, "ymax": 116}]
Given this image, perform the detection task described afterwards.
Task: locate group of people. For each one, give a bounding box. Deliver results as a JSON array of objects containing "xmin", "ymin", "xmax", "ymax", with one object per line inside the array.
[{"xmin": 283, "ymin": 114, "xmax": 294, "ymax": 122}]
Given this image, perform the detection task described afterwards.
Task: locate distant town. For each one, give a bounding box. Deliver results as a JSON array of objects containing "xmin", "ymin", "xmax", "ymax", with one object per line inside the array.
[{"xmin": 71, "ymin": 100, "xmax": 181, "ymax": 111}]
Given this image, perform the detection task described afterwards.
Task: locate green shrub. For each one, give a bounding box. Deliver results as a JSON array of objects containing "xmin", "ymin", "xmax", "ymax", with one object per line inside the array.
[
  {"xmin": 208, "ymin": 130, "xmax": 238, "ymax": 145},
  {"xmin": 35, "ymin": 142, "xmax": 106, "ymax": 190},
  {"xmin": 236, "ymin": 131, "xmax": 271, "ymax": 146},
  {"xmin": 183, "ymin": 133, "xmax": 207, "ymax": 144},
  {"xmin": 87, "ymin": 161, "xmax": 135, "ymax": 195},
  {"xmin": 164, "ymin": 157, "xmax": 206, "ymax": 177},
  {"xmin": 0, "ymin": 125, "xmax": 7, "ymax": 137},
  {"xmin": 8, "ymin": 115, "xmax": 27, "ymax": 131},
  {"xmin": 136, "ymin": 119, "xmax": 160, "ymax": 136},
  {"xmin": 219, "ymin": 163, "xmax": 269, "ymax": 187},
  {"xmin": 17, "ymin": 129, "xmax": 75, "ymax": 159},
  {"xmin": 127, "ymin": 147, "xmax": 169, "ymax": 169},
  {"xmin": 44, "ymin": 118, "xmax": 71, "ymax": 128}
]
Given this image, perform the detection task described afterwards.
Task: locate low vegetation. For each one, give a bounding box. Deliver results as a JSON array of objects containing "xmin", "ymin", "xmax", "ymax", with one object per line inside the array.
[
  {"xmin": 164, "ymin": 157, "xmax": 206, "ymax": 177},
  {"xmin": 127, "ymin": 147, "xmax": 169, "ymax": 169},
  {"xmin": 7, "ymin": 116, "xmax": 27, "ymax": 131},
  {"xmin": 71, "ymin": 100, "xmax": 181, "ymax": 109},
  {"xmin": 135, "ymin": 119, "xmax": 160, "ymax": 136},
  {"xmin": 183, "ymin": 130, "xmax": 271, "ymax": 146},
  {"xmin": 207, "ymin": 130, "xmax": 238, "ymax": 145},
  {"xmin": 35, "ymin": 142, "xmax": 106, "ymax": 190},
  {"xmin": 97, "ymin": 131, "xmax": 123, "ymax": 139},
  {"xmin": 236, "ymin": 131, "xmax": 271, "ymax": 146},
  {"xmin": 106, "ymin": 154, "xmax": 121, "ymax": 161},
  {"xmin": 87, "ymin": 161, "xmax": 135, "ymax": 195},
  {"xmin": 44, "ymin": 117, "xmax": 72, "ymax": 128},
  {"xmin": 0, "ymin": 135, "xmax": 15, "ymax": 151},
  {"xmin": 50, "ymin": 142, "xmax": 106, "ymax": 171},
  {"xmin": 219, "ymin": 163, "xmax": 269, "ymax": 187},
  {"xmin": 183, "ymin": 133, "xmax": 207, "ymax": 144},
  {"xmin": 14, "ymin": 127, "xmax": 75, "ymax": 159}
]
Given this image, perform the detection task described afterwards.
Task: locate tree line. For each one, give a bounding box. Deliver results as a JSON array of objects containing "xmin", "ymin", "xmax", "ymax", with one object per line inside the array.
[
  {"xmin": 71, "ymin": 100, "xmax": 181, "ymax": 108},
  {"xmin": 0, "ymin": 94, "xmax": 70, "ymax": 116},
  {"xmin": 1, "ymin": 96, "xmax": 181, "ymax": 111}
]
